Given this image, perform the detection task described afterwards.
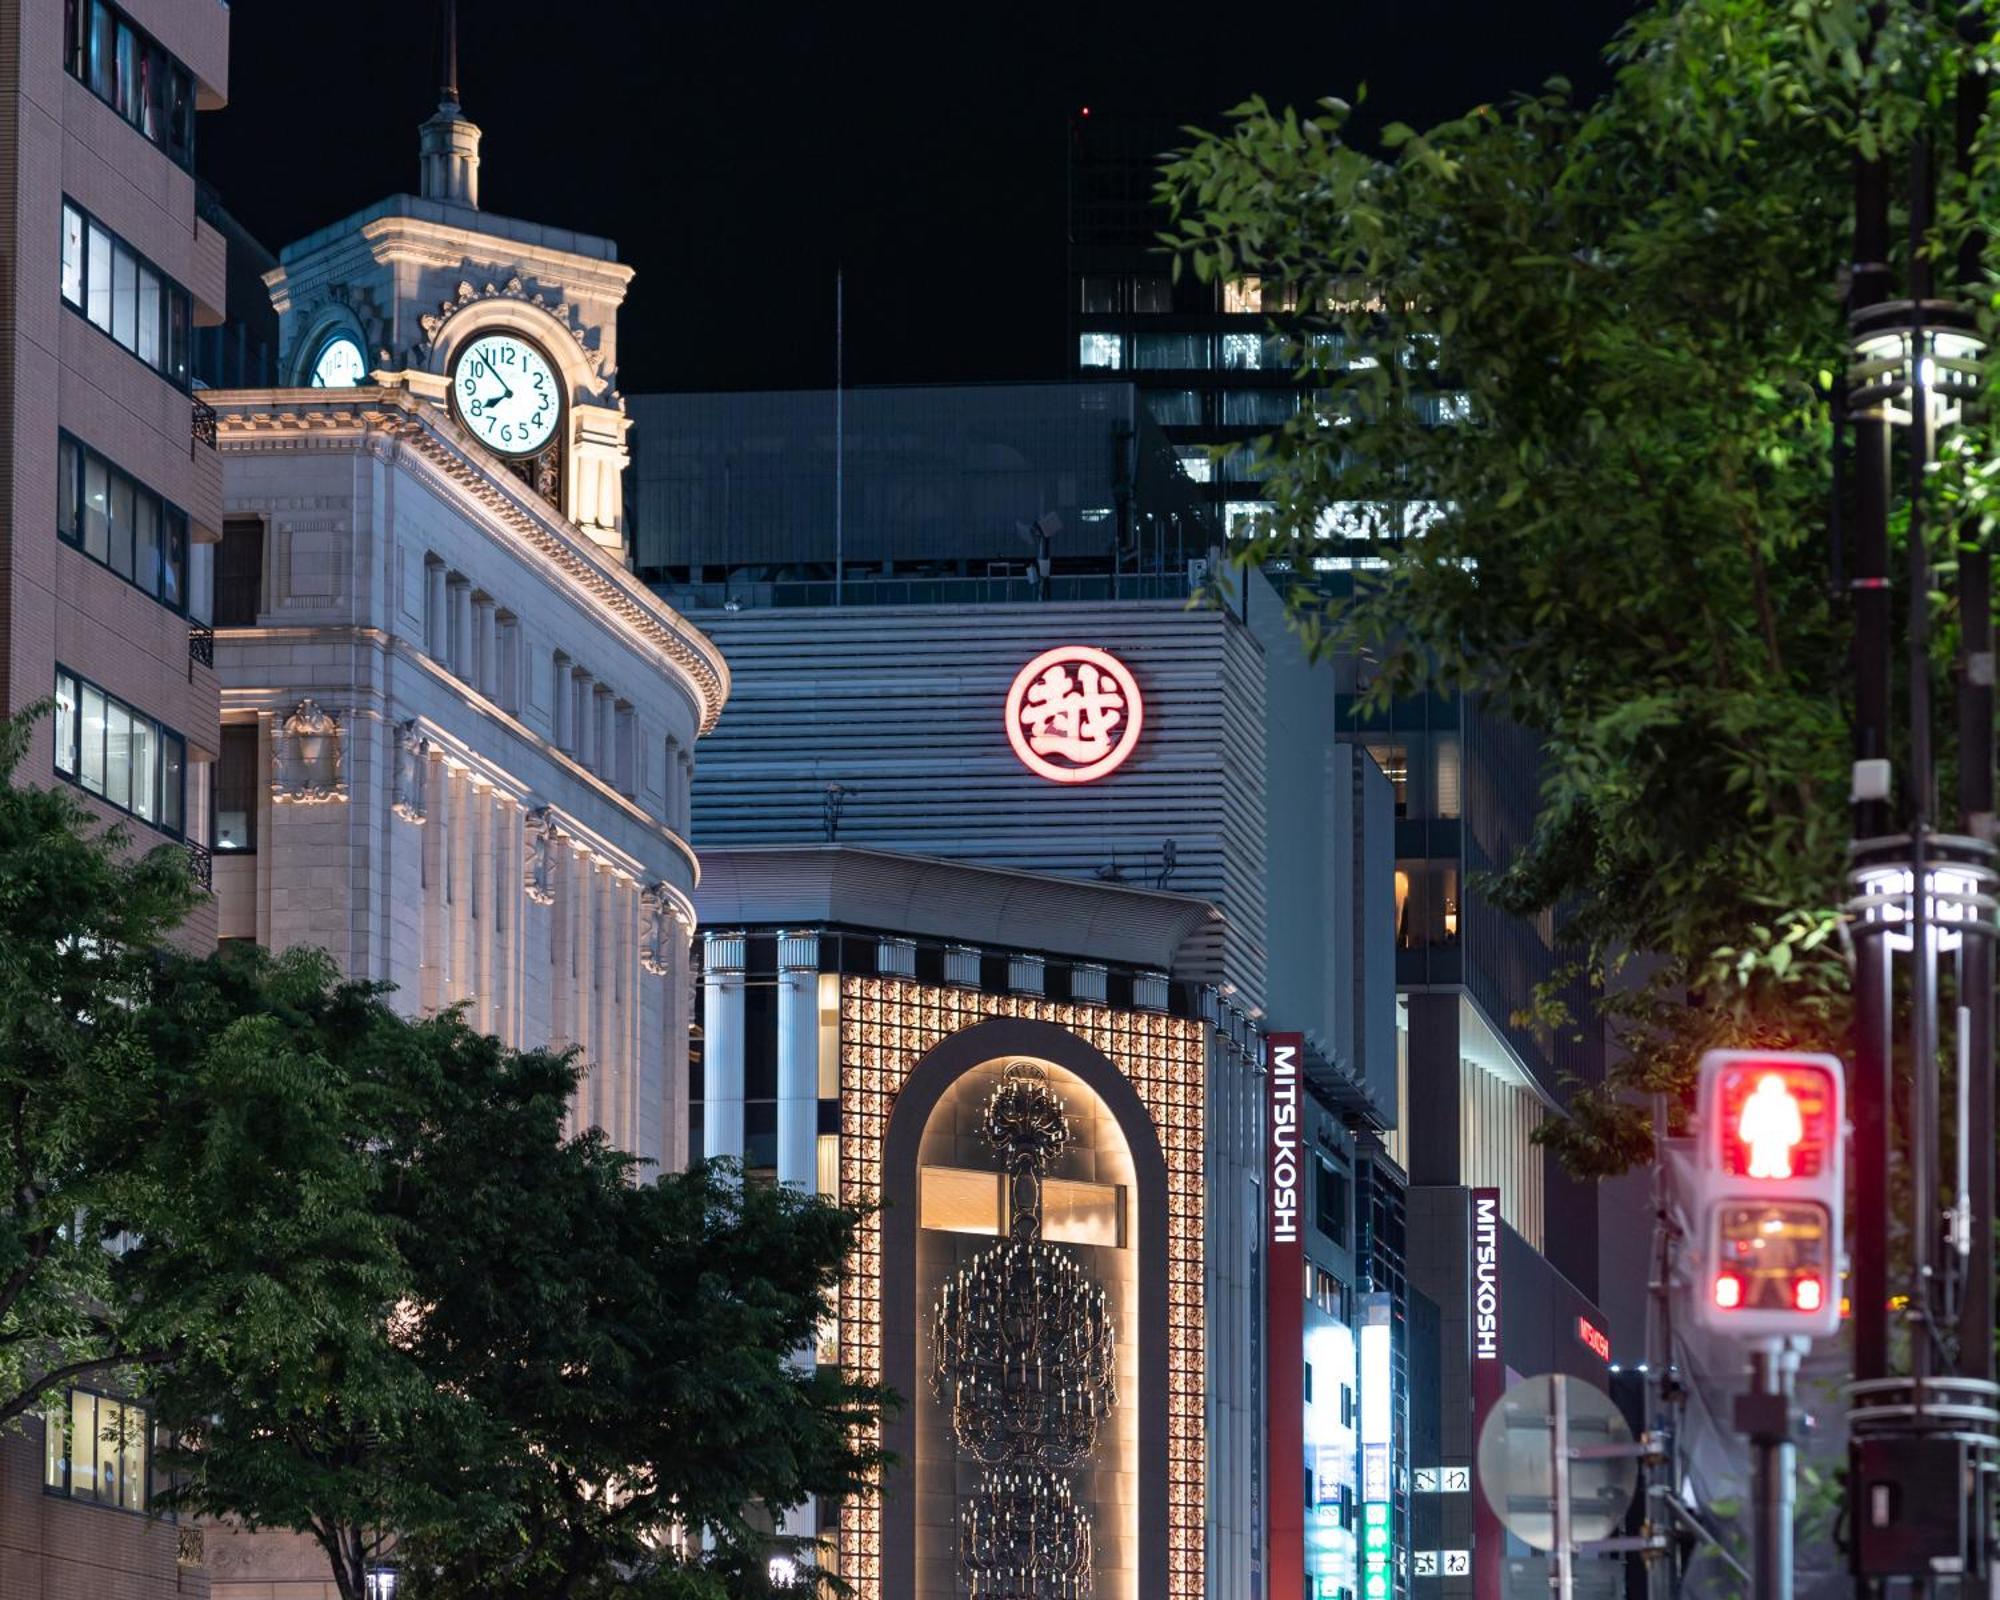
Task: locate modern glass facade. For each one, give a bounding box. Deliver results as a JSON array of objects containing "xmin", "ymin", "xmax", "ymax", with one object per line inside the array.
[{"xmin": 626, "ymin": 382, "xmax": 1219, "ymax": 597}]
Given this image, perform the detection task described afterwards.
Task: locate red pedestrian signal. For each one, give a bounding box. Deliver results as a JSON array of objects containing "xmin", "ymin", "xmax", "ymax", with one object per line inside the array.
[
  {"xmin": 1691, "ymin": 1050, "xmax": 1845, "ymax": 1340},
  {"xmin": 1714, "ymin": 1061, "xmax": 1837, "ymax": 1179}
]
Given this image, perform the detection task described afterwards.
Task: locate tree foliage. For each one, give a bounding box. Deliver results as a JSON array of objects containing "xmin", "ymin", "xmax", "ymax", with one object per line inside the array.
[
  {"xmin": 0, "ymin": 701, "xmax": 887, "ymax": 1599},
  {"xmin": 0, "ymin": 707, "xmax": 393, "ymax": 1433},
  {"xmin": 167, "ymin": 996, "xmax": 888, "ymax": 1600},
  {"xmin": 1157, "ymin": 0, "xmax": 1997, "ymax": 1173}
]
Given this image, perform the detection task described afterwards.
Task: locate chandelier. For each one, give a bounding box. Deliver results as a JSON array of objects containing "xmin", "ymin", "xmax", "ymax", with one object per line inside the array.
[{"xmin": 931, "ymin": 1061, "xmax": 1117, "ymax": 1598}]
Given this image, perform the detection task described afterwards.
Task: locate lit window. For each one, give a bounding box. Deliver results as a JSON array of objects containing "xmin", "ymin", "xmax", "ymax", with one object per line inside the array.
[
  {"xmin": 1175, "ymin": 448, "xmax": 1213, "ymax": 484},
  {"xmin": 920, "ymin": 1165, "xmax": 1003, "ymax": 1235},
  {"xmin": 1224, "ymin": 501, "xmax": 1272, "ymax": 541},
  {"xmin": 1223, "ymin": 276, "xmax": 1264, "ymax": 314},
  {"xmin": 57, "ymin": 433, "xmax": 188, "ymax": 611},
  {"xmin": 53, "ymin": 667, "xmax": 185, "ymax": 837},
  {"xmin": 60, "ymin": 198, "xmax": 191, "ymax": 388},
  {"xmin": 1365, "ymin": 744, "xmax": 1409, "ymax": 817},
  {"xmin": 1130, "ymin": 274, "xmax": 1172, "ymax": 313},
  {"xmin": 65, "ymin": 0, "xmax": 196, "ymax": 168},
  {"xmin": 1042, "ymin": 1177, "xmax": 1126, "ymax": 1248},
  {"xmin": 1078, "ymin": 333, "xmax": 1124, "ymax": 370},
  {"xmin": 1433, "ymin": 736, "xmax": 1462, "ymax": 820},
  {"xmin": 1221, "ymin": 333, "xmax": 1263, "ymax": 371},
  {"xmin": 43, "ymin": 1389, "xmax": 150, "ymax": 1511}
]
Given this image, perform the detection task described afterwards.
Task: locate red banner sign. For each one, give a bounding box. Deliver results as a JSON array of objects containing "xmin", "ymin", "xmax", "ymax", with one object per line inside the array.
[
  {"xmin": 1471, "ymin": 1187, "xmax": 1504, "ymax": 1600},
  {"xmin": 1267, "ymin": 1034, "xmax": 1305, "ymax": 1600}
]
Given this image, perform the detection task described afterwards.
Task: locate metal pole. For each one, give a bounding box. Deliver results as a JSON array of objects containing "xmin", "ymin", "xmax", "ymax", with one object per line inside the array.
[
  {"xmin": 1551, "ymin": 1375, "xmax": 1574, "ymax": 1600},
  {"xmin": 1747, "ymin": 1343, "xmax": 1797, "ymax": 1600},
  {"xmin": 1850, "ymin": 105, "xmax": 1895, "ymax": 1385},
  {"xmin": 835, "ymin": 269, "xmax": 844, "ymax": 607},
  {"xmin": 1953, "ymin": 1, "xmax": 1996, "ymax": 1397}
]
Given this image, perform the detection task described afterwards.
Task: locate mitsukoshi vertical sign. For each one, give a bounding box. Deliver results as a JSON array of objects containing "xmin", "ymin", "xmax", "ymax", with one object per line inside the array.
[
  {"xmin": 1266, "ymin": 1034, "xmax": 1304, "ymax": 1600},
  {"xmin": 1471, "ymin": 1187, "xmax": 1505, "ymax": 1600}
]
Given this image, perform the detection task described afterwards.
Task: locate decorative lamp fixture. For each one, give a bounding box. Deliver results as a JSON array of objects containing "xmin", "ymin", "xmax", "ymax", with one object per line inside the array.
[
  {"xmin": 932, "ymin": 1061, "xmax": 1117, "ymax": 1598},
  {"xmin": 1847, "ymin": 835, "xmax": 1998, "ymax": 956},
  {"xmin": 962, "ymin": 1469, "xmax": 1094, "ymax": 1600},
  {"xmin": 364, "ymin": 1567, "xmax": 399, "ymax": 1600},
  {"xmin": 1848, "ymin": 299, "xmax": 1984, "ymax": 434}
]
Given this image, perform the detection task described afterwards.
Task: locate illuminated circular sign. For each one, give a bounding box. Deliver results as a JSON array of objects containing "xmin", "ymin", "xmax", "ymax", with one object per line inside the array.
[{"xmin": 1004, "ymin": 645, "xmax": 1143, "ymax": 784}]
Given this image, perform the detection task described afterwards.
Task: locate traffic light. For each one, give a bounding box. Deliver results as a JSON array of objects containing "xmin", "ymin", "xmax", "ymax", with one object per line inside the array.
[{"xmin": 1690, "ymin": 1050, "xmax": 1845, "ymax": 1339}]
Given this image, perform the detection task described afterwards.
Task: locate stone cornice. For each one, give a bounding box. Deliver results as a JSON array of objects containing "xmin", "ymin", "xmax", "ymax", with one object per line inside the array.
[
  {"xmin": 208, "ymin": 387, "xmax": 729, "ymax": 733},
  {"xmin": 358, "ymin": 216, "xmax": 635, "ymax": 302}
]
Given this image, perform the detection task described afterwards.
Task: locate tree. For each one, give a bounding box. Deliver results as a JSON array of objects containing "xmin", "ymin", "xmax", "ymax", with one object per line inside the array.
[
  {"xmin": 1156, "ymin": 0, "xmax": 1985, "ymax": 1172},
  {"xmin": 167, "ymin": 993, "xmax": 888, "ymax": 1600},
  {"xmin": 399, "ymin": 1155, "xmax": 886, "ymax": 1600},
  {"xmin": 0, "ymin": 708, "xmax": 396, "ymax": 1432}
]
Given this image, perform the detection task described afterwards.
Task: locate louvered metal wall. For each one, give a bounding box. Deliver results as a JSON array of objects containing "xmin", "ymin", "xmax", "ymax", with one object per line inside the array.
[{"xmin": 687, "ymin": 598, "xmax": 1271, "ymax": 1009}]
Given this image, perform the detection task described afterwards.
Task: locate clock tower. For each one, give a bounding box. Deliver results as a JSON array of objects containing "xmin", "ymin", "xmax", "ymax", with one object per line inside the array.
[{"xmin": 262, "ymin": 3, "xmax": 633, "ymax": 552}]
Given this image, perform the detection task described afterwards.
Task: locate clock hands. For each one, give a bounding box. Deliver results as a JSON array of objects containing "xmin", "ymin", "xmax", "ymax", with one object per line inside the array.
[{"xmin": 478, "ymin": 356, "xmax": 515, "ymax": 405}]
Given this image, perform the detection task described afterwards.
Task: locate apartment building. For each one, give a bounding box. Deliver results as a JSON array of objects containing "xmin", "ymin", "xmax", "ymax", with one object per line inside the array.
[{"xmin": 0, "ymin": 1, "xmax": 229, "ymax": 1590}]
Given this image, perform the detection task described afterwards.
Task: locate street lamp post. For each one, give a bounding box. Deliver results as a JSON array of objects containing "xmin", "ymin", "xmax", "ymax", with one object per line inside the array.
[{"xmin": 1843, "ymin": 10, "xmax": 2000, "ymax": 1582}]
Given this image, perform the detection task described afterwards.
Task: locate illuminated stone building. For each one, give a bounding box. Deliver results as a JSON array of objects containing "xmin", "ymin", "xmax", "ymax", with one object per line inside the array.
[
  {"xmin": 192, "ymin": 45, "xmax": 726, "ymax": 1600},
  {"xmin": 0, "ymin": 0, "xmax": 228, "ymax": 1591}
]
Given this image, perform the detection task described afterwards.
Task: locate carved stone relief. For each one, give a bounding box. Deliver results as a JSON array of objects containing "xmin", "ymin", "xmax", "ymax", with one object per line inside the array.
[
  {"xmin": 524, "ymin": 806, "xmax": 563, "ymax": 905},
  {"xmin": 270, "ymin": 700, "xmax": 346, "ymax": 804},
  {"xmin": 392, "ymin": 720, "xmax": 429, "ymax": 823}
]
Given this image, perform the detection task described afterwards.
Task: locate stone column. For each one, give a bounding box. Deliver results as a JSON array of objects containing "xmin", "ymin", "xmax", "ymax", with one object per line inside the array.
[
  {"xmin": 451, "ymin": 578, "xmax": 473, "ymax": 680},
  {"xmin": 576, "ymin": 671, "xmax": 597, "ymax": 770},
  {"xmin": 552, "ymin": 654, "xmax": 571, "ymax": 750},
  {"xmin": 472, "ymin": 781, "xmax": 494, "ymax": 1034},
  {"xmin": 597, "ymin": 690, "xmax": 617, "ymax": 784},
  {"xmin": 776, "ymin": 929, "xmax": 820, "ymax": 1191},
  {"xmin": 702, "ymin": 930, "xmax": 747, "ymax": 1164},
  {"xmin": 447, "ymin": 766, "xmax": 472, "ymax": 1006},
  {"xmin": 475, "ymin": 599, "xmax": 497, "ymax": 699},
  {"xmin": 426, "ymin": 561, "xmax": 448, "ymax": 657},
  {"xmin": 573, "ymin": 845, "xmax": 595, "ymax": 1132}
]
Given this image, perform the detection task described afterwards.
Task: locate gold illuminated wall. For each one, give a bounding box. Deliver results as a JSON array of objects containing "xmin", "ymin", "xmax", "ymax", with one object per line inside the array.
[{"xmin": 835, "ymin": 978, "xmax": 1207, "ymax": 1600}]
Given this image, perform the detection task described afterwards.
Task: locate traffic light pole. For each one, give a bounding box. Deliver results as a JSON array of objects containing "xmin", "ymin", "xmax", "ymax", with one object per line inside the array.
[{"xmin": 1737, "ymin": 1339, "xmax": 1801, "ymax": 1600}]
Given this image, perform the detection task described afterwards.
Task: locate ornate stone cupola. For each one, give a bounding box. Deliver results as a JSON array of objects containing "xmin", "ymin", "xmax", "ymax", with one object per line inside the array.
[
  {"xmin": 261, "ymin": 0, "xmax": 635, "ymax": 555},
  {"xmin": 418, "ymin": 1, "xmax": 480, "ymax": 208}
]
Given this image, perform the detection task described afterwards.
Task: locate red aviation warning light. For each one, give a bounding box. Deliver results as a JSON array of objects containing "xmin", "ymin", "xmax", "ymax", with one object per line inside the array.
[{"xmin": 1691, "ymin": 1050, "xmax": 1845, "ymax": 1340}]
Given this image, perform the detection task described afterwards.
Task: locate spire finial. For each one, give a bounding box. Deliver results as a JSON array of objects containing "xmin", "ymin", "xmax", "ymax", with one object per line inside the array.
[
  {"xmin": 438, "ymin": 0, "xmax": 460, "ymax": 108},
  {"xmin": 419, "ymin": 0, "xmax": 479, "ymax": 206}
]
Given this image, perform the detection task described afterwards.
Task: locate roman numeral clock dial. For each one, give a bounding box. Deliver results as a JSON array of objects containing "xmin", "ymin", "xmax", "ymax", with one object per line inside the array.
[{"xmin": 450, "ymin": 332, "xmax": 562, "ymax": 458}]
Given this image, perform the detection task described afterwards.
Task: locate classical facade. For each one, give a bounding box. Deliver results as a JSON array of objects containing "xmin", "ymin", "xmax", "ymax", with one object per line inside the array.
[
  {"xmin": 204, "ymin": 68, "xmax": 725, "ymax": 1175},
  {"xmin": 692, "ymin": 846, "xmax": 1259, "ymax": 1600}
]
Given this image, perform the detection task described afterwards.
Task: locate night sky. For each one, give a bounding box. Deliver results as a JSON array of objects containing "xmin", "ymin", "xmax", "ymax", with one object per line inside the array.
[{"xmin": 204, "ymin": 1, "xmax": 1638, "ymax": 395}]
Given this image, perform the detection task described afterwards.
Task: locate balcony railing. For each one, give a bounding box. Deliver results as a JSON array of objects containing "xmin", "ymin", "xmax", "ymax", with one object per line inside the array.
[
  {"xmin": 187, "ymin": 620, "xmax": 214, "ymax": 669},
  {"xmin": 184, "ymin": 838, "xmax": 212, "ymax": 893},
  {"xmin": 191, "ymin": 394, "xmax": 218, "ymax": 450}
]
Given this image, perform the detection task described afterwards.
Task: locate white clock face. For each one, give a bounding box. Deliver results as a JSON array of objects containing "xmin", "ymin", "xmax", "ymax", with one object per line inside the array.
[
  {"xmin": 452, "ymin": 332, "xmax": 561, "ymax": 457},
  {"xmin": 310, "ymin": 334, "xmax": 368, "ymax": 388}
]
